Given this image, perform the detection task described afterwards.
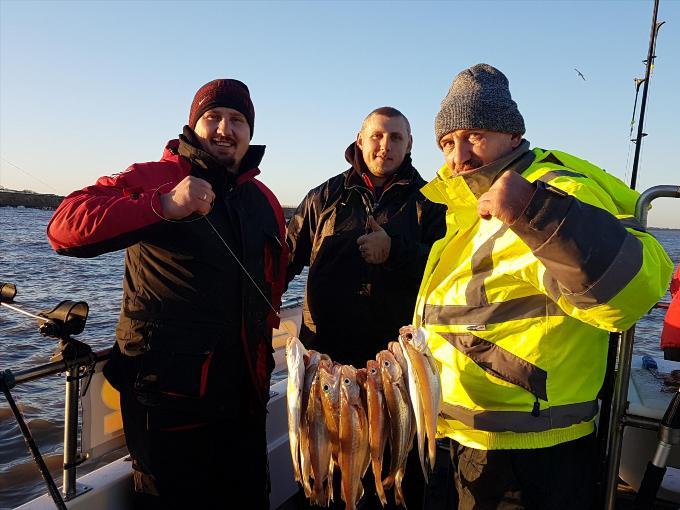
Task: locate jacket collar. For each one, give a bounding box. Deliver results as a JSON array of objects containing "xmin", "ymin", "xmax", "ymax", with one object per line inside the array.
[
  {"xmin": 433, "ymin": 139, "xmax": 533, "ymax": 198},
  {"xmin": 421, "ymin": 139, "xmax": 535, "ymax": 207},
  {"xmin": 342, "ymin": 141, "xmax": 416, "ymax": 191},
  {"xmin": 457, "ymin": 139, "xmax": 532, "ymax": 198},
  {"xmin": 170, "ymin": 126, "xmax": 265, "ymax": 190}
]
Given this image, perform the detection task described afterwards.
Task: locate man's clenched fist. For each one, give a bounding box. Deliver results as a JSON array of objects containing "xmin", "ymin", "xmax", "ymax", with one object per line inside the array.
[{"xmin": 477, "ymin": 170, "xmax": 535, "ymax": 224}]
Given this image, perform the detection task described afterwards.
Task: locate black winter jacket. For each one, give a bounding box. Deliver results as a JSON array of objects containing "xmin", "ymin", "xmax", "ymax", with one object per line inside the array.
[
  {"xmin": 48, "ymin": 134, "xmax": 287, "ymax": 415},
  {"xmin": 286, "ymin": 143, "xmax": 446, "ymax": 366}
]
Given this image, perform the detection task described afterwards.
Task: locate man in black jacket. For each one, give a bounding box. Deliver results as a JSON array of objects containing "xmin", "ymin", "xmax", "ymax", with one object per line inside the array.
[
  {"xmin": 286, "ymin": 106, "xmax": 446, "ymax": 509},
  {"xmin": 48, "ymin": 79, "xmax": 287, "ymax": 510},
  {"xmin": 287, "ymin": 106, "xmax": 445, "ymax": 365}
]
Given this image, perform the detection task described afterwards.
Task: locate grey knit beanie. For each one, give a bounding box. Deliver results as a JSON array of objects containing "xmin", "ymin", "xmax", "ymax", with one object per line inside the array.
[{"xmin": 435, "ymin": 64, "xmax": 525, "ymax": 143}]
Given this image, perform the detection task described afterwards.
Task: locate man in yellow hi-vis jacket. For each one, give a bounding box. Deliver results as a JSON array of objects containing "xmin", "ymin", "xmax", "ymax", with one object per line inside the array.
[{"xmin": 415, "ymin": 63, "xmax": 673, "ymax": 509}]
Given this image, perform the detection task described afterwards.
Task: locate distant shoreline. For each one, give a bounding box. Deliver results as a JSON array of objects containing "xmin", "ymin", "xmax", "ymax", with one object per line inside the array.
[
  {"xmin": 0, "ymin": 189, "xmax": 64, "ymax": 209},
  {"xmin": 1, "ymin": 189, "xmax": 675, "ymax": 230},
  {"xmin": 0, "ymin": 189, "xmax": 297, "ymax": 219}
]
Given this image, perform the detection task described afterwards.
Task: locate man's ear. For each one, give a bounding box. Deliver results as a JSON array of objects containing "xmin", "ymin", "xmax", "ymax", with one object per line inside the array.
[
  {"xmin": 511, "ymin": 133, "xmax": 523, "ymax": 148},
  {"xmin": 407, "ymin": 134, "xmax": 413, "ymax": 153},
  {"xmin": 356, "ymin": 132, "xmax": 363, "ymax": 151}
]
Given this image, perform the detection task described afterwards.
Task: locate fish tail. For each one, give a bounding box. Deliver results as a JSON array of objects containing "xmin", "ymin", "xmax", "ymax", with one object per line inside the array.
[
  {"xmin": 394, "ymin": 468, "xmax": 407, "ymax": 509},
  {"xmin": 428, "ymin": 436, "xmax": 437, "ymax": 472},
  {"xmin": 372, "ymin": 459, "xmax": 387, "ymax": 506}
]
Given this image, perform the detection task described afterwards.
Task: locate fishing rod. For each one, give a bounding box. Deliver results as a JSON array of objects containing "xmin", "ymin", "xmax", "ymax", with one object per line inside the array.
[
  {"xmin": 0, "ymin": 283, "xmax": 89, "ymax": 340},
  {"xmin": 625, "ymin": 2, "xmax": 677, "ymax": 507},
  {"xmin": 629, "ymin": 0, "xmax": 665, "ymax": 191},
  {"xmin": 598, "ymin": 2, "xmax": 666, "ymax": 507}
]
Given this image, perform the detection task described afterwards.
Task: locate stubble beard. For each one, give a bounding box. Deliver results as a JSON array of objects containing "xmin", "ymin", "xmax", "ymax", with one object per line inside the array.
[
  {"xmin": 215, "ymin": 154, "xmax": 237, "ymax": 173},
  {"xmin": 369, "ymin": 158, "xmax": 397, "ymax": 178}
]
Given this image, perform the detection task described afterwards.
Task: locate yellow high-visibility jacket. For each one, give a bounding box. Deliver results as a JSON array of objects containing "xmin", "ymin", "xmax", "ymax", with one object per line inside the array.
[{"xmin": 415, "ymin": 143, "xmax": 673, "ymax": 450}]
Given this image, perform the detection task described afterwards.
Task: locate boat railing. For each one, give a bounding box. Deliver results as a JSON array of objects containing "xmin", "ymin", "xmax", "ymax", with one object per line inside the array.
[
  {"xmin": 1, "ymin": 296, "xmax": 304, "ymax": 508},
  {"xmin": 2, "ymin": 346, "xmax": 112, "ymax": 506},
  {"xmin": 603, "ymin": 184, "xmax": 680, "ymax": 509}
]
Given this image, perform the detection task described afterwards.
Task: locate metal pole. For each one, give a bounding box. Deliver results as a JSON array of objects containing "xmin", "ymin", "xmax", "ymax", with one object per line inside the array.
[
  {"xmin": 636, "ymin": 185, "xmax": 680, "ymax": 226},
  {"xmin": 9, "ymin": 347, "xmax": 111, "ymax": 385},
  {"xmin": 603, "ymin": 184, "xmax": 680, "ymax": 509},
  {"xmin": 62, "ymin": 365, "xmax": 80, "ymax": 500},
  {"xmin": 629, "ymin": 0, "xmax": 662, "ymax": 190},
  {"xmin": 604, "ymin": 326, "xmax": 637, "ymax": 510}
]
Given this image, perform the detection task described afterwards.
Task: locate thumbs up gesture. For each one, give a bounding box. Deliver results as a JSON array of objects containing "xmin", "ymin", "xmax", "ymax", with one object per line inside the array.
[{"xmin": 357, "ymin": 216, "xmax": 391, "ymax": 264}]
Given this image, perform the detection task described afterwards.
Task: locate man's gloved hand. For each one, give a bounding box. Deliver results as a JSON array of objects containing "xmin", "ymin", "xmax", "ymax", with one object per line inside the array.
[
  {"xmin": 357, "ymin": 216, "xmax": 391, "ymax": 264},
  {"xmin": 477, "ymin": 170, "xmax": 536, "ymax": 224}
]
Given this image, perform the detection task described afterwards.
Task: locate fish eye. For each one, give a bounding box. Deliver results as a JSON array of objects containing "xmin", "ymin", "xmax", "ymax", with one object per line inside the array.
[
  {"xmin": 370, "ymin": 368, "xmax": 377, "ymax": 374},
  {"xmin": 343, "ymin": 378, "xmax": 350, "ymax": 384},
  {"xmin": 383, "ymin": 360, "xmax": 390, "ymax": 367},
  {"xmin": 323, "ymin": 384, "xmax": 329, "ymax": 391}
]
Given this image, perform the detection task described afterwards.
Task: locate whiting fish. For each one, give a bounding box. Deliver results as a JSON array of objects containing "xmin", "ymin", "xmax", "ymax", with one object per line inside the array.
[
  {"xmin": 377, "ymin": 350, "xmax": 413, "ymax": 508},
  {"xmin": 399, "ymin": 325, "xmax": 442, "ymax": 473},
  {"xmin": 300, "ymin": 350, "xmax": 323, "ymax": 497},
  {"xmin": 393, "ymin": 336, "xmax": 426, "ymax": 482},
  {"xmin": 365, "ymin": 359, "xmax": 389, "ymax": 507},
  {"xmin": 285, "ymin": 336, "xmax": 307, "ymax": 483},
  {"xmin": 307, "ymin": 367, "xmax": 334, "ymax": 506},
  {"xmin": 339, "ymin": 365, "xmax": 369, "ymax": 510}
]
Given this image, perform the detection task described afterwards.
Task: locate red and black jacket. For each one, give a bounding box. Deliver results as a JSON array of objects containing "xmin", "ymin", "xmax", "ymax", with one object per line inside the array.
[
  {"xmin": 661, "ymin": 265, "xmax": 680, "ymax": 350},
  {"xmin": 47, "ymin": 137, "xmax": 287, "ymax": 411}
]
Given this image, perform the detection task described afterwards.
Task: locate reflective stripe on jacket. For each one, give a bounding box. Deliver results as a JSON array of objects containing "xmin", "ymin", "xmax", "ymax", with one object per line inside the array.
[{"xmin": 415, "ymin": 145, "xmax": 673, "ymax": 450}]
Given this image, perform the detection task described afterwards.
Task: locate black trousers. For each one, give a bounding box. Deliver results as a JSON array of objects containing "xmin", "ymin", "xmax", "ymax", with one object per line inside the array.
[
  {"xmin": 451, "ymin": 433, "xmax": 598, "ymax": 510},
  {"xmin": 120, "ymin": 388, "xmax": 269, "ymax": 510}
]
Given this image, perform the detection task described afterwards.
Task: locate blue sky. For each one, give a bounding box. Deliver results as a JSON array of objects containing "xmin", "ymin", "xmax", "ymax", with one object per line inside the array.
[{"xmin": 1, "ymin": 0, "xmax": 679, "ymax": 227}]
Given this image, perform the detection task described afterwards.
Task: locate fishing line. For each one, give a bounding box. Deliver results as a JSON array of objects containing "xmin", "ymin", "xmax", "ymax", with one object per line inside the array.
[
  {"xmin": 150, "ymin": 183, "xmax": 205, "ymax": 224},
  {"xmin": 624, "ymin": 78, "xmax": 645, "ymax": 184},
  {"xmin": 623, "ymin": 144, "xmax": 633, "ymax": 186},
  {"xmin": 202, "ymin": 216, "xmax": 278, "ymax": 316},
  {"xmin": 150, "ymin": 183, "xmax": 278, "ymax": 316},
  {"xmin": 0, "ymin": 157, "xmax": 60, "ymax": 194}
]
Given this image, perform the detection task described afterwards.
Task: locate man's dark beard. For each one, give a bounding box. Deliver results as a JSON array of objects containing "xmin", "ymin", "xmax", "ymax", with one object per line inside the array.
[
  {"xmin": 201, "ymin": 141, "xmax": 238, "ymax": 173},
  {"xmin": 214, "ymin": 154, "xmax": 237, "ymax": 173}
]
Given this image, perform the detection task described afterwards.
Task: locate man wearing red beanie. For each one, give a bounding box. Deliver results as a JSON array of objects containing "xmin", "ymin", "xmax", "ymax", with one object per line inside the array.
[{"xmin": 47, "ymin": 79, "xmax": 287, "ymax": 509}]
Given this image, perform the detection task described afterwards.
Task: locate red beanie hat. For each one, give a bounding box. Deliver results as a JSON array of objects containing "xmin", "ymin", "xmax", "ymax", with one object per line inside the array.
[{"xmin": 188, "ymin": 79, "xmax": 255, "ymax": 139}]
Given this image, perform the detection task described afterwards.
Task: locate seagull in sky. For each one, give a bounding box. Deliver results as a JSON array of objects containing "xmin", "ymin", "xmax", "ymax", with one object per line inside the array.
[{"xmin": 574, "ymin": 68, "xmax": 586, "ymax": 81}]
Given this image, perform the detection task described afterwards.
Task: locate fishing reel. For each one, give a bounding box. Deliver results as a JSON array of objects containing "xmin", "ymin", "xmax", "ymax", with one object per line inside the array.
[
  {"xmin": 1, "ymin": 282, "xmax": 89, "ymax": 340},
  {"xmin": 1, "ymin": 282, "xmax": 91, "ymax": 361},
  {"xmin": 38, "ymin": 301, "xmax": 89, "ymax": 341},
  {"xmin": 40, "ymin": 300, "xmax": 92, "ymax": 363}
]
